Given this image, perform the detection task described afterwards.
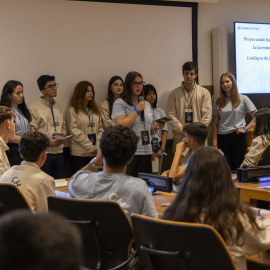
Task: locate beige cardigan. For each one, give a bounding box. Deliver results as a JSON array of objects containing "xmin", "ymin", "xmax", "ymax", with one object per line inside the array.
[
  {"xmin": 167, "ymin": 82, "xmax": 212, "ymax": 139},
  {"xmin": 66, "ymin": 107, "xmax": 104, "ymax": 157}
]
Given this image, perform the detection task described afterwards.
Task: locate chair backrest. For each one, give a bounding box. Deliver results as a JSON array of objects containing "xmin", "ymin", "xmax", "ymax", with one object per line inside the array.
[
  {"xmin": 256, "ymin": 144, "xmax": 270, "ymax": 166},
  {"xmin": 0, "ymin": 183, "xmax": 31, "ymax": 215},
  {"xmin": 47, "ymin": 196, "xmax": 134, "ymax": 270},
  {"xmin": 131, "ymin": 213, "xmax": 235, "ymax": 270}
]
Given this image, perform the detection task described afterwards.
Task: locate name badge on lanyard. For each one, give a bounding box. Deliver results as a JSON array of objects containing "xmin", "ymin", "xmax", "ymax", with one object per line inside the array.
[
  {"xmin": 185, "ymin": 112, "xmax": 193, "ymax": 123},
  {"xmin": 50, "ymin": 103, "xmax": 58, "ymax": 135}
]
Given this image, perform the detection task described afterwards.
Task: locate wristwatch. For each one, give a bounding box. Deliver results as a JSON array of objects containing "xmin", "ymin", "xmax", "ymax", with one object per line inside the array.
[{"xmin": 90, "ymin": 157, "xmax": 101, "ymax": 169}]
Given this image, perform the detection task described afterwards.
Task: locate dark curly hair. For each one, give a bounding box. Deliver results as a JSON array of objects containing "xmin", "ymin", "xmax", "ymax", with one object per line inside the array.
[
  {"xmin": 100, "ymin": 125, "xmax": 139, "ymax": 168},
  {"xmin": 19, "ymin": 132, "xmax": 49, "ymax": 162}
]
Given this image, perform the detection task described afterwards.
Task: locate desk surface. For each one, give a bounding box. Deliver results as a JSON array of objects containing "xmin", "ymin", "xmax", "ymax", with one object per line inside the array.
[
  {"xmin": 55, "ymin": 182, "xmax": 270, "ymax": 269},
  {"xmin": 235, "ymin": 181, "xmax": 270, "ymax": 206}
]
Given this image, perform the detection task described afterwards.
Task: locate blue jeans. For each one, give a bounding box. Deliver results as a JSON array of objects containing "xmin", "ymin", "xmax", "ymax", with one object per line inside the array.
[{"xmin": 41, "ymin": 153, "xmax": 64, "ymax": 179}]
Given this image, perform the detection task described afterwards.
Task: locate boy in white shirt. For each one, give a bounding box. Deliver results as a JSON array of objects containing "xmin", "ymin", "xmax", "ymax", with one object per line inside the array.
[
  {"xmin": 0, "ymin": 132, "xmax": 55, "ymax": 212},
  {"xmin": 0, "ymin": 106, "xmax": 15, "ymax": 176}
]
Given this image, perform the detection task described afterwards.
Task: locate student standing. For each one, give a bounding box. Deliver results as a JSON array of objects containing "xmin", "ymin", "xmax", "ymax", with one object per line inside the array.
[
  {"xmin": 100, "ymin": 76, "xmax": 124, "ymax": 128},
  {"xmin": 112, "ymin": 71, "xmax": 164, "ymax": 177},
  {"xmin": 167, "ymin": 61, "xmax": 212, "ymax": 159},
  {"xmin": 212, "ymin": 73, "xmax": 256, "ymax": 170},
  {"xmin": 30, "ymin": 75, "xmax": 66, "ymax": 179},
  {"xmin": 66, "ymin": 81, "xmax": 103, "ymax": 174},
  {"xmin": 0, "ymin": 80, "xmax": 31, "ymax": 166},
  {"xmin": 144, "ymin": 84, "xmax": 168, "ymax": 175}
]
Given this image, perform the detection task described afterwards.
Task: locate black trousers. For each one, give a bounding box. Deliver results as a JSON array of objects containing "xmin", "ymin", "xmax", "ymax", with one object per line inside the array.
[
  {"xmin": 126, "ymin": 155, "xmax": 152, "ymax": 178},
  {"xmin": 218, "ymin": 132, "xmax": 247, "ymax": 171},
  {"xmin": 70, "ymin": 156, "xmax": 94, "ymax": 175}
]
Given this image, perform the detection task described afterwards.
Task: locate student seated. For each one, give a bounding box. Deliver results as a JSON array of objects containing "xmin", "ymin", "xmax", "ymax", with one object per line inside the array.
[
  {"xmin": 162, "ymin": 147, "xmax": 270, "ymax": 270},
  {"xmin": 68, "ymin": 125, "xmax": 158, "ymax": 218},
  {"xmin": 161, "ymin": 122, "xmax": 208, "ymax": 191},
  {"xmin": 0, "ymin": 132, "xmax": 55, "ymax": 212},
  {"xmin": 0, "ymin": 106, "xmax": 16, "ymax": 176},
  {"xmin": 241, "ymin": 108, "xmax": 270, "ymax": 167},
  {"xmin": 0, "ymin": 210, "xmax": 82, "ymax": 270}
]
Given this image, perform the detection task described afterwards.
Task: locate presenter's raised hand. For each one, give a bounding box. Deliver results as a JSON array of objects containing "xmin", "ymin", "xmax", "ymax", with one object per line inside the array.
[{"xmin": 135, "ymin": 101, "xmax": 145, "ymax": 112}]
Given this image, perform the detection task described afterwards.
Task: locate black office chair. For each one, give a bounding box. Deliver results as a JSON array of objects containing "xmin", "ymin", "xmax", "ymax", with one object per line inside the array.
[
  {"xmin": 256, "ymin": 144, "xmax": 270, "ymax": 166},
  {"xmin": 131, "ymin": 213, "xmax": 236, "ymax": 270},
  {"xmin": 47, "ymin": 196, "xmax": 137, "ymax": 270},
  {"xmin": 0, "ymin": 183, "xmax": 31, "ymax": 215}
]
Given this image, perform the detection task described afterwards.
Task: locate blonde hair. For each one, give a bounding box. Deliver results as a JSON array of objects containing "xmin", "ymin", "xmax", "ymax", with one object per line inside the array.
[{"xmin": 216, "ymin": 73, "xmax": 240, "ymax": 110}]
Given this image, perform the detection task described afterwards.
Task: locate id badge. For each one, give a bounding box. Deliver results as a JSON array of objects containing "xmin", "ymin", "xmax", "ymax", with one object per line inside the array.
[
  {"xmin": 141, "ymin": 131, "xmax": 150, "ymax": 145},
  {"xmin": 185, "ymin": 112, "xmax": 193, "ymax": 123},
  {"xmin": 88, "ymin": 122, "xmax": 96, "ymax": 132},
  {"xmin": 152, "ymin": 138, "xmax": 159, "ymax": 152},
  {"xmin": 52, "ymin": 133, "xmax": 60, "ymax": 139},
  {"xmin": 88, "ymin": 133, "xmax": 96, "ymax": 145}
]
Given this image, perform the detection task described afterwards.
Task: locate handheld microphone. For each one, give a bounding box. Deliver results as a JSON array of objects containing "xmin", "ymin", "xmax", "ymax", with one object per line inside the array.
[{"xmin": 138, "ymin": 96, "xmax": 145, "ymax": 122}]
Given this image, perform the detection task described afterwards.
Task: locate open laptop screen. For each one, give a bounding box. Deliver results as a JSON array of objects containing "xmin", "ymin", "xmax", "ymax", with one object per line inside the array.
[{"xmin": 138, "ymin": 173, "xmax": 172, "ymax": 193}]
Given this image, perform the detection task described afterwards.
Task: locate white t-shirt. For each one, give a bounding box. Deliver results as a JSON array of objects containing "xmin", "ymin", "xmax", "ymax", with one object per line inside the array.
[
  {"xmin": 112, "ymin": 98, "xmax": 153, "ymax": 155},
  {"xmin": 212, "ymin": 95, "xmax": 256, "ymax": 134}
]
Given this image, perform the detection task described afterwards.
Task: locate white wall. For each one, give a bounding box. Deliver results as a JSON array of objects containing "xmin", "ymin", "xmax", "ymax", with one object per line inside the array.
[
  {"xmin": 0, "ymin": 0, "xmax": 192, "ymax": 114},
  {"xmin": 198, "ymin": 0, "xmax": 270, "ymax": 96}
]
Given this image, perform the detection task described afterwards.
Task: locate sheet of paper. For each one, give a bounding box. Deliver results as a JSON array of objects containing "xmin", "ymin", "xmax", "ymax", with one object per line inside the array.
[
  {"xmin": 55, "ymin": 191, "xmax": 71, "ymax": 198},
  {"xmin": 152, "ymin": 158, "xmax": 159, "ymax": 173},
  {"xmin": 53, "ymin": 135, "xmax": 72, "ymax": 140},
  {"xmin": 55, "ymin": 179, "xmax": 68, "ymax": 188}
]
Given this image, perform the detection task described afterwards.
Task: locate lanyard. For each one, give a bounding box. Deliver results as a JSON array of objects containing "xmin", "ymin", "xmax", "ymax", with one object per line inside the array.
[
  {"xmin": 50, "ymin": 102, "xmax": 57, "ymax": 133},
  {"xmin": 182, "ymin": 85, "xmax": 196, "ymax": 110},
  {"xmin": 86, "ymin": 108, "xmax": 94, "ymax": 132}
]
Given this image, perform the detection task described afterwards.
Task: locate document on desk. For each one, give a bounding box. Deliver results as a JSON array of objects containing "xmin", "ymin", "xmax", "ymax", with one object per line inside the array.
[
  {"xmin": 55, "ymin": 190, "xmax": 71, "ymax": 198},
  {"xmin": 55, "ymin": 179, "xmax": 68, "ymax": 188}
]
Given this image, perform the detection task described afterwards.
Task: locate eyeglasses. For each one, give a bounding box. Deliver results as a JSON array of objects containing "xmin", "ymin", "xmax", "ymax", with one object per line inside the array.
[
  {"xmin": 45, "ymin": 83, "xmax": 59, "ymax": 89},
  {"xmin": 132, "ymin": 81, "xmax": 145, "ymax": 87}
]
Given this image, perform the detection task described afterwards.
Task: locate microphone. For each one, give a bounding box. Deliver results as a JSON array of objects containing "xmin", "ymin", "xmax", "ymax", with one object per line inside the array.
[{"xmin": 138, "ymin": 96, "xmax": 145, "ymax": 122}]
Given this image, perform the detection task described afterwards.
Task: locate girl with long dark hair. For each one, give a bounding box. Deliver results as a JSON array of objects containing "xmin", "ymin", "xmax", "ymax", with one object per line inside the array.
[
  {"xmin": 0, "ymin": 80, "xmax": 31, "ymax": 165},
  {"xmin": 163, "ymin": 146, "xmax": 270, "ymax": 270},
  {"xmin": 111, "ymin": 71, "xmax": 164, "ymax": 177},
  {"xmin": 100, "ymin": 76, "xmax": 124, "ymax": 128},
  {"xmin": 241, "ymin": 108, "xmax": 270, "ymax": 167}
]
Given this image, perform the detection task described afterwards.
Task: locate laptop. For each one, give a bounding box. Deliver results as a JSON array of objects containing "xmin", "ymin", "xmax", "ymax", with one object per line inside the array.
[{"xmin": 138, "ymin": 173, "xmax": 172, "ymax": 193}]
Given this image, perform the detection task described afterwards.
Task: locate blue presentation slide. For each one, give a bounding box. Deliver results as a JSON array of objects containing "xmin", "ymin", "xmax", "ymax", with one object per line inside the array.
[{"xmin": 235, "ymin": 22, "xmax": 270, "ymax": 94}]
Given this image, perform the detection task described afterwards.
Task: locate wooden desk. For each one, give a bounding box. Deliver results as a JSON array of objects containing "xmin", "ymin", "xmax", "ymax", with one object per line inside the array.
[
  {"xmin": 55, "ymin": 185, "xmax": 270, "ymax": 269},
  {"xmin": 235, "ymin": 181, "xmax": 270, "ymax": 207}
]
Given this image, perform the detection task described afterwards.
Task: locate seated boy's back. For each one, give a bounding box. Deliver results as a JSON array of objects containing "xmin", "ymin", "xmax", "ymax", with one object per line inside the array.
[
  {"xmin": 68, "ymin": 125, "xmax": 158, "ymax": 218},
  {"xmin": 0, "ymin": 161, "xmax": 55, "ymax": 212},
  {"xmin": 0, "ymin": 132, "xmax": 55, "ymax": 212}
]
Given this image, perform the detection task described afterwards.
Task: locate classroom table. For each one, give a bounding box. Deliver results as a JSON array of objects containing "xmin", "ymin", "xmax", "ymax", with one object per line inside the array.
[
  {"xmin": 55, "ymin": 183, "xmax": 270, "ymax": 270},
  {"xmin": 235, "ymin": 181, "xmax": 270, "ymax": 207}
]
